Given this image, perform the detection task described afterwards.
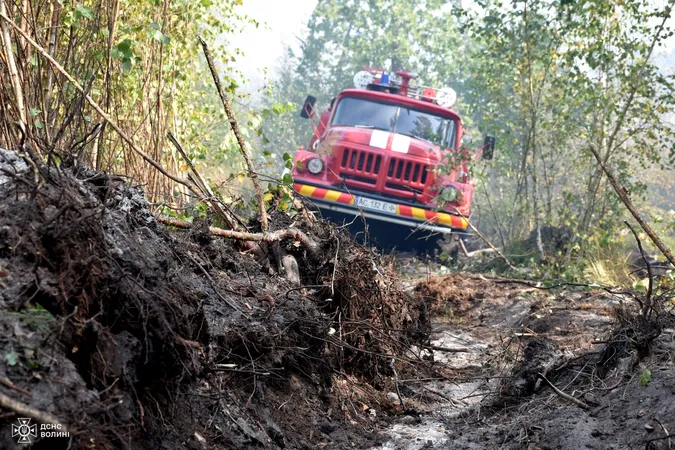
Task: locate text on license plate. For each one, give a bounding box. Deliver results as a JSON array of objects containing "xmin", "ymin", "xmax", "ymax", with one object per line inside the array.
[{"xmin": 355, "ymin": 196, "xmax": 397, "ymax": 214}]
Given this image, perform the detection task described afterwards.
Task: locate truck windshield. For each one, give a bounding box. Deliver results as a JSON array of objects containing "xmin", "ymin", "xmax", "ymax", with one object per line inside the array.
[{"xmin": 331, "ymin": 96, "xmax": 456, "ymax": 148}]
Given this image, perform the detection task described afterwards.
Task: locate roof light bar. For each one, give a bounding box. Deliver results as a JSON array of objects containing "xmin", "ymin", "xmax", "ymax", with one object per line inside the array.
[
  {"xmin": 353, "ymin": 70, "xmax": 375, "ymax": 89},
  {"xmin": 352, "ymin": 68, "xmax": 457, "ymax": 108}
]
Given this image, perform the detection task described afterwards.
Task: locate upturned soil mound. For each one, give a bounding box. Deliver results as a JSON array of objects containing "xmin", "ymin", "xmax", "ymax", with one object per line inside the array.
[{"xmin": 0, "ymin": 149, "xmax": 429, "ymax": 450}]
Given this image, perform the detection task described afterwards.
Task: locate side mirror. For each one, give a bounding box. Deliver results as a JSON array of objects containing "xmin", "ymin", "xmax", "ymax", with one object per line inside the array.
[
  {"xmin": 300, "ymin": 95, "xmax": 317, "ymax": 119},
  {"xmin": 483, "ymin": 136, "xmax": 496, "ymax": 160}
]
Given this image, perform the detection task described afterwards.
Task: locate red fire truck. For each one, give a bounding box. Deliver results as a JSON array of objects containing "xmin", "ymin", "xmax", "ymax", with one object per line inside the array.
[{"xmin": 292, "ymin": 69, "xmax": 494, "ymax": 255}]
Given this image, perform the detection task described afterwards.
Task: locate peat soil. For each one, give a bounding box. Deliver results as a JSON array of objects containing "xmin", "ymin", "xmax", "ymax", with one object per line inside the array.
[
  {"xmin": 0, "ymin": 149, "xmax": 431, "ymax": 450},
  {"xmin": 373, "ymin": 269, "xmax": 675, "ymax": 450}
]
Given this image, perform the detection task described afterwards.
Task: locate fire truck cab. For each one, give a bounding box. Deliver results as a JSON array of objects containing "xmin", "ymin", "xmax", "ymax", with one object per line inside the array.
[{"xmin": 292, "ymin": 69, "xmax": 495, "ymax": 253}]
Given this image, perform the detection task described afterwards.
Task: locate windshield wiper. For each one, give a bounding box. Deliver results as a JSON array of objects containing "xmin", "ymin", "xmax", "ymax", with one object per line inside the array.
[{"xmin": 353, "ymin": 124, "xmax": 376, "ymax": 129}]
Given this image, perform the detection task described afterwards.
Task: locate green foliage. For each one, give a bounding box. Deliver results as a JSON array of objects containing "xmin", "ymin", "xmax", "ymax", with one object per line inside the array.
[
  {"xmin": 1, "ymin": 0, "xmax": 258, "ymax": 202},
  {"xmin": 458, "ymin": 0, "xmax": 675, "ymax": 262},
  {"xmin": 5, "ymin": 351, "xmax": 18, "ymax": 367},
  {"xmin": 638, "ymin": 367, "xmax": 652, "ymax": 387}
]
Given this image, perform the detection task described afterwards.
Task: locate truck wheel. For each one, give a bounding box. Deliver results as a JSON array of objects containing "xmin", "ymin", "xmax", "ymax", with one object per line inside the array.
[{"xmin": 438, "ymin": 233, "xmax": 462, "ymax": 264}]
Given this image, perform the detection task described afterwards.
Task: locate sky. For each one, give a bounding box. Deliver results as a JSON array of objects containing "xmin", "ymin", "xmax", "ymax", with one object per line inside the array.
[{"xmin": 228, "ymin": 0, "xmax": 318, "ymax": 94}]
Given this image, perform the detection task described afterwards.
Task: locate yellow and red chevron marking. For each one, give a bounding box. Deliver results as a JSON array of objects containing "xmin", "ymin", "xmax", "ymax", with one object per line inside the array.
[
  {"xmin": 294, "ymin": 183, "xmax": 355, "ymax": 205},
  {"xmin": 293, "ymin": 183, "xmax": 468, "ymax": 230},
  {"xmin": 397, "ymin": 205, "xmax": 469, "ymax": 230}
]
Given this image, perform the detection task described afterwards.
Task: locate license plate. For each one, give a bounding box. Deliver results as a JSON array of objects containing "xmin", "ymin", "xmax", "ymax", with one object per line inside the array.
[{"xmin": 355, "ymin": 196, "xmax": 398, "ymax": 214}]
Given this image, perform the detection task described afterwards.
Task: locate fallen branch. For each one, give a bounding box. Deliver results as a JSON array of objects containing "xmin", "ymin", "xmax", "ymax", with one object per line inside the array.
[
  {"xmin": 537, "ymin": 372, "xmax": 590, "ymax": 410},
  {"xmin": 423, "ymin": 344, "xmax": 471, "ymax": 353},
  {"xmin": 588, "ymin": 146, "xmax": 675, "ymax": 268},
  {"xmin": 0, "ymin": 11, "xmax": 196, "ymax": 192},
  {"xmin": 422, "ymin": 386, "xmax": 467, "ymax": 406},
  {"xmin": 0, "ymin": 376, "xmax": 31, "ymax": 397},
  {"xmin": 452, "ymin": 208, "xmax": 515, "ymax": 269},
  {"xmin": 166, "ymin": 132, "xmax": 239, "ymax": 230},
  {"xmin": 154, "ymin": 215, "xmax": 318, "ymax": 258},
  {"xmin": 480, "ymin": 274, "xmax": 636, "ymax": 300},
  {"xmin": 199, "ymin": 37, "xmax": 269, "ymax": 232},
  {"xmin": 0, "ymin": 392, "xmax": 67, "ymax": 430},
  {"xmin": 466, "ymin": 247, "xmax": 497, "ymax": 258},
  {"xmin": 458, "ymin": 238, "xmax": 470, "ymax": 257}
]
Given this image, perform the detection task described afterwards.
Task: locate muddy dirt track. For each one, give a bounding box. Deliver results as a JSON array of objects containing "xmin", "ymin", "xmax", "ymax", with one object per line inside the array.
[
  {"xmin": 0, "ymin": 148, "xmax": 674, "ymax": 450},
  {"xmin": 374, "ymin": 273, "xmax": 675, "ymax": 450}
]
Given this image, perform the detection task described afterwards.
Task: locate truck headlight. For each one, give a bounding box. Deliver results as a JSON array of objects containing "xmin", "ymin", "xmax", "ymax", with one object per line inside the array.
[
  {"xmin": 439, "ymin": 186, "xmax": 459, "ymax": 203},
  {"xmin": 307, "ymin": 158, "xmax": 324, "ymax": 174}
]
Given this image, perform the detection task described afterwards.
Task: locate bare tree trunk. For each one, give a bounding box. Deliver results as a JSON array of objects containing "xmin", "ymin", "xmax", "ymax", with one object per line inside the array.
[
  {"xmin": 524, "ymin": 1, "xmax": 545, "ymax": 261},
  {"xmin": 200, "ymin": 37, "xmax": 269, "ymax": 231},
  {"xmin": 93, "ymin": 0, "xmax": 120, "ymax": 170},
  {"xmin": 45, "ymin": 0, "xmax": 60, "ymax": 135},
  {"xmin": 537, "ymin": 143, "xmax": 554, "ymax": 225},
  {"xmin": 530, "ymin": 137, "xmax": 545, "ymax": 260},
  {"xmin": 508, "ymin": 133, "xmax": 530, "ymax": 241},
  {"xmin": 0, "ymin": 0, "xmax": 27, "ymax": 131}
]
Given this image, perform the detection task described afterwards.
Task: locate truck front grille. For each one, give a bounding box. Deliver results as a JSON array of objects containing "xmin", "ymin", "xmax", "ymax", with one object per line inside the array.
[
  {"xmin": 341, "ymin": 148, "xmax": 382, "ymax": 175},
  {"xmin": 339, "ymin": 148, "xmax": 432, "ymax": 200},
  {"xmin": 387, "ymin": 158, "xmax": 430, "ymax": 184}
]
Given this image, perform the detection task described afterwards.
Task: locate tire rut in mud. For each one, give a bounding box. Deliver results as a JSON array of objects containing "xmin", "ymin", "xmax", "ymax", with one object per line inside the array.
[{"xmin": 373, "ymin": 272, "xmax": 675, "ymax": 450}]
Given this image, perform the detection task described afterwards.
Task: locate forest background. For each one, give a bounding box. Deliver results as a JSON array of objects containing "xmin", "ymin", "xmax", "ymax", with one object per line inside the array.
[{"xmin": 1, "ymin": 0, "xmax": 675, "ymax": 284}]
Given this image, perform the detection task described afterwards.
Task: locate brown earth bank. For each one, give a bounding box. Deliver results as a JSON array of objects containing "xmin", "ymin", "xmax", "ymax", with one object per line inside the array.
[{"xmin": 0, "ymin": 149, "xmax": 433, "ymax": 450}]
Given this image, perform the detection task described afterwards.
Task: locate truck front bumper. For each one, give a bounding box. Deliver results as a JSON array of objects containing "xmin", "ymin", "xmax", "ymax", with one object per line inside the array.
[{"xmin": 293, "ymin": 182, "xmax": 469, "ymax": 235}]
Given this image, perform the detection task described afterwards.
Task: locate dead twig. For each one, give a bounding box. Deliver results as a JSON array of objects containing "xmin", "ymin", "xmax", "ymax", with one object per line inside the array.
[
  {"xmin": 625, "ymin": 221, "xmax": 655, "ymax": 319},
  {"xmin": 390, "ymin": 358, "xmax": 406, "ymax": 411},
  {"xmin": 0, "ymin": 392, "xmax": 67, "ymax": 430},
  {"xmin": 422, "ymin": 386, "xmax": 467, "ymax": 407},
  {"xmin": 537, "ymin": 372, "xmax": 590, "ymax": 410},
  {"xmin": 482, "ymin": 274, "xmax": 634, "ymax": 300},
  {"xmin": 0, "ymin": 376, "xmax": 31, "ymax": 397},
  {"xmin": 653, "ymin": 417, "xmax": 672, "ymax": 450},
  {"xmin": 199, "ymin": 36, "xmax": 269, "ymax": 232},
  {"xmin": 166, "ymin": 132, "xmax": 239, "ymax": 230},
  {"xmin": 183, "ymin": 252, "xmax": 243, "ymax": 313},
  {"xmin": 423, "ymin": 344, "xmax": 471, "ymax": 353},
  {"xmin": 452, "ymin": 208, "xmax": 515, "ymax": 269},
  {"xmin": 646, "ymin": 435, "xmax": 674, "ymax": 450},
  {"xmin": 331, "ymin": 237, "xmax": 339, "ymax": 296}
]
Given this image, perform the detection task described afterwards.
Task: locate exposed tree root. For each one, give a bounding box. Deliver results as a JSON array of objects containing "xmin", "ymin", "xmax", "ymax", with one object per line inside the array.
[
  {"xmin": 537, "ymin": 373, "xmax": 590, "ymax": 410},
  {"xmin": 0, "ymin": 392, "xmax": 67, "ymax": 431},
  {"xmin": 153, "ymin": 214, "xmax": 320, "ymax": 258}
]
